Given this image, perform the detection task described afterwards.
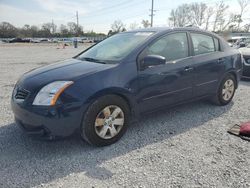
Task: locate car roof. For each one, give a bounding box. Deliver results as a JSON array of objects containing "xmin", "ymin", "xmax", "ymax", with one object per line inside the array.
[
  {"xmin": 126, "ymin": 27, "xmax": 218, "ymax": 37},
  {"xmin": 124, "ymin": 27, "xmax": 230, "ymax": 51},
  {"xmin": 129, "ymin": 27, "xmax": 172, "ymax": 32}
]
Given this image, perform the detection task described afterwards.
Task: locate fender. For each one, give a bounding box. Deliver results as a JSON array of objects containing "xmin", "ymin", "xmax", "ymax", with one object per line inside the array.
[{"xmin": 82, "ymin": 87, "xmax": 139, "ymax": 118}]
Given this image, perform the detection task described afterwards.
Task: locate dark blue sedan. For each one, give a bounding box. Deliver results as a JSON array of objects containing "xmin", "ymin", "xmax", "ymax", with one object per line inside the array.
[{"xmin": 11, "ymin": 27, "xmax": 243, "ymax": 146}]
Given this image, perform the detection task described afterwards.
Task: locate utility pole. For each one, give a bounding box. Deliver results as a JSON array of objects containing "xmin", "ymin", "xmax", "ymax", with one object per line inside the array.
[
  {"xmin": 51, "ymin": 19, "xmax": 54, "ymax": 34},
  {"xmin": 150, "ymin": 0, "xmax": 156, "ymax": 27},
  {"xmin": 76, "ymin": 11, "xmax": 79, "ymax": 28},
  {"xmin": 76, "ymin": 11, "xmax": 79, "ymax": 36}
]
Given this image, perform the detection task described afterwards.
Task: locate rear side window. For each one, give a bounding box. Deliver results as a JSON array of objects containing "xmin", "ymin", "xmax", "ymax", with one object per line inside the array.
[
  {"xmin": 214, "ymin": 38, "xmax": 220, "ymax": 51},
  {"xmin": 191, "ymin": 33, "xmax": 215, "ymax": 55}
]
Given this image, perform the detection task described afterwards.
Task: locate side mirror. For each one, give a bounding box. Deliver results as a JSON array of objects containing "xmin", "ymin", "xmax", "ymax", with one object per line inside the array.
[{"xmin": 142, "ymin": 55, "xmax": 166, "ymax": 69}]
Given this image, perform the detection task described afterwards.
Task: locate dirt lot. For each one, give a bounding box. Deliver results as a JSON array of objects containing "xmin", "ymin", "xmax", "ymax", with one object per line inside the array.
[{"xmin": 0, "ymin": 43, "xmax": 249, "ymax": 188}]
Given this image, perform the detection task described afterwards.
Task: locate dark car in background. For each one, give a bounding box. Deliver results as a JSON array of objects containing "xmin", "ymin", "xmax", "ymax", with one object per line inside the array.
[
  {"xmin": 239, "ymin": 44, "xmax": 250, "ymax": 79},
  {"xmin": 9, "ymin": 38, "xmax": 31, "ymax": 43},
  {"xmin": 11, "ymin": 27, "xmax": 243, "ymax": 146}
]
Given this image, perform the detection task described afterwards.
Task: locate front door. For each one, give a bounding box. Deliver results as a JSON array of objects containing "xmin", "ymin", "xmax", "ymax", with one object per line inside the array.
[{"xmin": 136, "ymin": 32, "xmax": 194, "ymax": 113}]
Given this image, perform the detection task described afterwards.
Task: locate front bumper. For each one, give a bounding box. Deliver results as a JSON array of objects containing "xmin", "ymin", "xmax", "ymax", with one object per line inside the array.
[
  {"xmin": 15, "ymin": 117, "xmax": 54, "ymax": 140},
  {"xmin": 11, "ymin": 100, "xmax": 83, "ymax": 139}
]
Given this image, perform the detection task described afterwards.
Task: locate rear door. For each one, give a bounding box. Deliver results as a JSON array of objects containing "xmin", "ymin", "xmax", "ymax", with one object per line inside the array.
[{"xmin": 190, "ymin": 32, "xmax": 226, "ymax": 97}]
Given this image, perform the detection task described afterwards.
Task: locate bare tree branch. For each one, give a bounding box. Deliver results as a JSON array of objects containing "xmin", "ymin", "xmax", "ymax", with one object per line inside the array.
[
  {"xmin": 237, "ymin": 0, "xmax": 250, "ymax": 30},
  {"xmin": 213, "ymin": 1, "xmax": 229, "ymax": 32}
]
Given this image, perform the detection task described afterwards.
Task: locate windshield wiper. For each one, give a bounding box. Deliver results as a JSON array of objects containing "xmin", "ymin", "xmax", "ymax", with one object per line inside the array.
[{"xmin": 80, "ymin": 57, "xmax": 107, "ymax": 64}]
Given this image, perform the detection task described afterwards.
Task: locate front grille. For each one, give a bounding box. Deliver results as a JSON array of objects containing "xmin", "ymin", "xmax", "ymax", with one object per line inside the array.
[{"xmin": 14, "ymin": 87, "xmax": 30, "ymax": 101}]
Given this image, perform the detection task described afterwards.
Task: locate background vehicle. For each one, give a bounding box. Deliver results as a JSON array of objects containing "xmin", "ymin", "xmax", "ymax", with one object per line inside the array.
[
  {"xmin": 8, "ymin": 38, "xmax": 30, "ymax": 43},
  {"xmin": 81, "ymin": 38, "xmax": 94, "ymax": 43},
  {"xmin": 30, "ymin": 38, "xmax": 41, "ymax": 43},
  {"xmin": 228, "ymin": 36, "xmax": 250, "ymax": 48},
  {"xmin": 57, "ymin": 38, "xmax": 73, "ymax": 44},
  {"xmin": 11, "ymin": 27, "xmax": 243, "ymax": 146},
  {"xmin": 227, "ymin": 39, "xmax": 238, "ymax": 47},
  {"xmin": 239, "ymin": 44, "xmax": 250, "ymax": 78}
]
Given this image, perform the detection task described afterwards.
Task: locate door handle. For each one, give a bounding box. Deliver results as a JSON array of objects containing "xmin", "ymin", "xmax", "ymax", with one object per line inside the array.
[
  {"xmin": 217, "ymin": 58, "xmax": 225, "ymax": 64},
  {"xmin": 184, "ymin": 67, "xmax": 194, "ymax": 72}
]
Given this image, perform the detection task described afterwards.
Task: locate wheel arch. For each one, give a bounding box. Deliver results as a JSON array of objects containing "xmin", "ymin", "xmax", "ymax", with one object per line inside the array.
[
  {"xmin": 226, "ymin": 70, "xmax": 238, "ymax": 88},
  {"xmin": 80, "ymin": 89, "xmax": 133, "ymax": 146},
  {"xmin": 211, "ymin": 70, "xmax": 238, "ymax": 106},
  {"xmin": 84, "ymin": 87, "xmax": 136, "ymax": 116},
  {"xmin": 218, "ymin": 69, "xmax": 239, "ymax": 89}
]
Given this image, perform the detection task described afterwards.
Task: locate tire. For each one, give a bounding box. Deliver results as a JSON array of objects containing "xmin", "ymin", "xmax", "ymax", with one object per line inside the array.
[
  {"xmin": 211, "ymin": 74, "xmax": 236, "ymax": 106},
  {"xmin": 81, "ymin": 95, "xmax": 130, "ymax": 146}
]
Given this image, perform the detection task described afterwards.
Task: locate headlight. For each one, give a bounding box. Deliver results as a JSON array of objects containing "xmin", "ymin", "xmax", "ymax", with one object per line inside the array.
[{"xmin": 33, "ymin": 81, "xmax": 73, "ymax": 106}]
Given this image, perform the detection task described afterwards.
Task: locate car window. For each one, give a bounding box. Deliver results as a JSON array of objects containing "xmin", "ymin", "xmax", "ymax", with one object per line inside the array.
[
  {"xmin": 214, "ymin": 38, "xmax": 220, "ymax": 51},
  {"xmin": 191, "ymin": 33, "xmax": 215, "ymax": 55},
  {"xmin": 145, "ymin": 32, "xmax": 189, "ymax": 61}
]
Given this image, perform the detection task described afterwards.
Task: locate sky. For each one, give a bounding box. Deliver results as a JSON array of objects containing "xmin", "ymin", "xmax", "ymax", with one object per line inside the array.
[{"xmin": 0, "ymin": 0, "xmax": 247, "ymax": 34}]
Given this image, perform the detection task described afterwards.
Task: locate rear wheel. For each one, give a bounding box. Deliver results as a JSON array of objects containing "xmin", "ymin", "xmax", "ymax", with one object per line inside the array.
[
  {"xmin": 212, "ymin": 74, "xmax": 236, "ymax": 106},
  {"xmin": 81, "ymin": 95, "xmax": 130, "ymax": 146}
]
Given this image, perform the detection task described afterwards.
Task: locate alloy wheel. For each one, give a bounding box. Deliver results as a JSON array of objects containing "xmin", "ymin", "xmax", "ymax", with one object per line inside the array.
[
  {"xmin": 94, "ymin": 105, "xmax": 125, "ymax": 139},
  {"xmin": 222, "ymin": 79, "xmax": 235, "ymax": 101}
]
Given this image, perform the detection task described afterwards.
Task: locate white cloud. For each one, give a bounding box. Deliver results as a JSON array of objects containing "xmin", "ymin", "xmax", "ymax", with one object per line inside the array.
[
  {"xmin": 34, "ymin": 0, "xmax": 103, "ymax": 16},
  {"xmin": 0, "ymin": 3, "xmax": 111, "ymax": 33},
  {"xmin": 0, "ymin": 4, "xmax": 54, "ymax": 27}
]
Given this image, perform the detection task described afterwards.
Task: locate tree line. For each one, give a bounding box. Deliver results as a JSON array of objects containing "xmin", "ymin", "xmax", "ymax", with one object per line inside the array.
[
  {"xmin": 109, "ymin": 0, "xmax": 250, "ymax": 34},
  {"xmin": 168, "ymin": 0, "xmax": 250, "ymax": 32},
  {"xmin": 1, "ymin": 0, "xmax": 250, "ymax": 38},
  {"xmin": 0, "ymin": 21, "xmax": 105, "ymax": 38}
]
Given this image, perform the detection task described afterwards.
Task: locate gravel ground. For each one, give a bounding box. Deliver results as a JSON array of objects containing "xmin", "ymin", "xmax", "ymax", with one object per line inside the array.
[{"xmin": 0, "ymin": 43, "xmax": 249, "ymax": 188}]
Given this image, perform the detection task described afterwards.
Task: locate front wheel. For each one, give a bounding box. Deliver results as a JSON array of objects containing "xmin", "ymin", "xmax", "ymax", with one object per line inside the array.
[
  {"xmin": 81, "ymin": 95, "xmax": 130, "ymax": 146},
  {"xmin": 212, "ymin": 74, "xmax": 236, "ymax": 106}
]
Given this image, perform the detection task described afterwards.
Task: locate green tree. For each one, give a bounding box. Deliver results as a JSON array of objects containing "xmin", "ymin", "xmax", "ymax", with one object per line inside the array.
[{"xmin": 0, "ymin": 22, "xmax": 17, "ymax": 38}]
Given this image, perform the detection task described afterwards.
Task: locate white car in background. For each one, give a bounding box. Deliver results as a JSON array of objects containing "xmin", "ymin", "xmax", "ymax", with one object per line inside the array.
[{"xmin": 81, "ymin": 38, "xmax": 94, "ymax": 43}]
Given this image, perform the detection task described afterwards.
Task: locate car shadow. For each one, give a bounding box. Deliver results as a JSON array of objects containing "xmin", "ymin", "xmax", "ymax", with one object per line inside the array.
[{"xmin": 0, "ymin": 100, "xmax": 233, "ymax": 187}]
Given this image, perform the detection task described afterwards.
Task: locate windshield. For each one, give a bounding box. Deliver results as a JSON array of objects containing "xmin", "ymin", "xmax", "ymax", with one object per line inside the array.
[{"xmin": 77, "ymin": 32, "xmax": 154, "ymax": 63}]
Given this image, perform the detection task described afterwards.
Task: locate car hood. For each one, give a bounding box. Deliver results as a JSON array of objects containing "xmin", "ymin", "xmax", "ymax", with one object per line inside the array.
[{"xmin": 17, "ymin": 58, "xmax": 115, "ymax": 91}]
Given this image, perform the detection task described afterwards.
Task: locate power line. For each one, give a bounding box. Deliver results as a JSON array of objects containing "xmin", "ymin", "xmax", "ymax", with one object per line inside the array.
[
  {"xmin": 64, "ymin": 0, "xmax": 151, "ymax": 26},
  {"xmin": 79, "ymin": 0, "xmax": 145, "ymax": 19},
  {"xmin": 81, "ymin": 10, "xmax": 148, "ymax": 25},
  {"xmin": 157, "ymin": 0, "xmax": 234, "ymax": 12}
]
